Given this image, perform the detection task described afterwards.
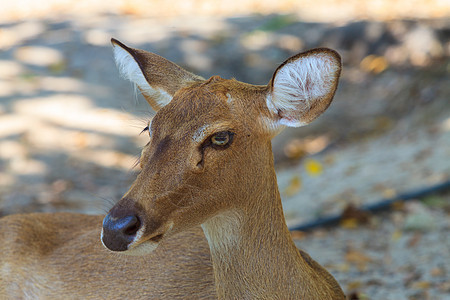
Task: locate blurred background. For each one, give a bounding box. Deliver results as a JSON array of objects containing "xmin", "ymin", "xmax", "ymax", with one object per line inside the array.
[{"xmin": 1, "ymin": 1, "xmax": 449, "ymax": 299}]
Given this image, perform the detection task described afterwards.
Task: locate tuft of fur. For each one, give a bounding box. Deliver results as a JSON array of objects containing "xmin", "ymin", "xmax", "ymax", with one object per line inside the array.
[
  {"xmin": 113, "ymin": 44, "xmax": 172, "ymax": 107},
  {"xmin": 201, "ymin": 211, "xmax": 242, "ymax": 253}
]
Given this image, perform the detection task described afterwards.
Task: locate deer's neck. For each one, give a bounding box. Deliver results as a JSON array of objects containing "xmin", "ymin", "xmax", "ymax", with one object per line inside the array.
[{"xmin": 201, "ymin": 169, "xmax": 339, "ymax": 299}]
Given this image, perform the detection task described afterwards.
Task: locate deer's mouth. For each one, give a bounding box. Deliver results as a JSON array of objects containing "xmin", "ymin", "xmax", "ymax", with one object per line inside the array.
[
  {"xmin": 149, "ymin": 233, "xmax": 164, "ymax": 243},
  {"xmin": 122, "ymin": 232, "xmax": 165, "ymax": 256},
  {"xmin": 123, "ymin": 222, "xmax": 173, "ymax": 256}
]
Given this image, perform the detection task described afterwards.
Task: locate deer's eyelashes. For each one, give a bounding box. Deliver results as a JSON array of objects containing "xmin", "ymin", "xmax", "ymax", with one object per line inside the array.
[
  {"xmin": 140, "ymin": 125, "xmax": 149, "ymax": 135},
  {"xmin": 140, "ymin": 121, "xmax": 153, "ymax": 138}
]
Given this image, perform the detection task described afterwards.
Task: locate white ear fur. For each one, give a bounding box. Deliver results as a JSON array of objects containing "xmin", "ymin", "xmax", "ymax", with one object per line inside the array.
[
  {"xmin": 266, "ymin": 51, "xmax": 340, "ymax": 128},
  {"xmin": 112, "ymin": 44, "xmax": 172, "ymax": 108}
]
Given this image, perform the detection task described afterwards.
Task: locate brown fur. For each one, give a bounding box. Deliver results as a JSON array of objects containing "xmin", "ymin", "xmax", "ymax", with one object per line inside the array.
[
  {"xmin": 0, "ymin": 40, "xmax": 345, "ymax": 299},
  {"xmin": 0, "ymin": 213, "xmax": 215, "ymax": 299}
]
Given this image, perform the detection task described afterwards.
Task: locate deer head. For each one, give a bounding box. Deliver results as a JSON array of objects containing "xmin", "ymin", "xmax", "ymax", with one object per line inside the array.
[{"xmin": 101, "ymin": 39, "xmax": 341, "ymax": 255}]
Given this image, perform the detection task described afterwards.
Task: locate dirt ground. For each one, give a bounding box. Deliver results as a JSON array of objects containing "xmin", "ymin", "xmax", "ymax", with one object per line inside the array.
[{"xmin": 1, "ymin": 1, "xmax": 449, "ymax": 299}]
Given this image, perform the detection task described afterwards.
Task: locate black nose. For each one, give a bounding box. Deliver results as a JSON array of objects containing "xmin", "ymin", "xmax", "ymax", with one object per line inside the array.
[{"xmin": 102, "ymin": 212, "xmax": 141, "ymax": 251}]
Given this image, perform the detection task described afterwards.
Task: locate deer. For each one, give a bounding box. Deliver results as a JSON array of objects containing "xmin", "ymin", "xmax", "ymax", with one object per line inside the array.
[{"xmin": 0, "ymin": 38, "xmax": 345, "ymax": 299}]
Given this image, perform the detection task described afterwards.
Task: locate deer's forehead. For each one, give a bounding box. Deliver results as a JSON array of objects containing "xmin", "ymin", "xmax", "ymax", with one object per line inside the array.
[{"xmin": 149, "ymin": 89, "xmax": 234, "ymax": 139}]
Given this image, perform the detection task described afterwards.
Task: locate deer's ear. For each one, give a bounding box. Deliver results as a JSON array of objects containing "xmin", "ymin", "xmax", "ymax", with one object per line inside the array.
[
  {"xmin": 112, "ymin": 38, "xmax": 203, "ymax": 111},
  {"xmin": 265, "ymin": 48, "xmax": 341, "ymax": 130}
]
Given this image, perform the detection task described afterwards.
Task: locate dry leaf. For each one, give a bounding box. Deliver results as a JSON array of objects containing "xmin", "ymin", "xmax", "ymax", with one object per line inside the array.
[
  {"xmin": 382, "ymin": 188, "xmax": 397, "ymax": 198},
  {"xmin": 391, "ymin": 230, "xmax": 402, "ymax": 241},
  {"xmin": 430, "ymin": 267, "xmax": 444, "ymax": 277},
  {"xmin": 360, "ymin": 55, "xmax": 389, "ymax": 73},
  {"xmin": 291, "ymin": 230, "xmax": 306, "ymax": 240},
  {"xmin": 438, "ymin": 281, "xmax": 450, "ymax": 292},
  {"xmin": 347, "ymin": 281, "xmax": 362, "ymax": 291},
  {"xmin": 284, "ymin": 139, "xmax": 307, "ymax": 159},
  {"xmin": 335, "ymin": 263, "xmax": 350, "ymax": 272},
  {"xmin": 283, "ymin": 175, "xmax": 301, "ymax": 197},
  {"xmin": 391, "ymin": 201, "xmax": 405, "ymax": 210},
  {"xmin": 340, "ymin": 204, "xmax": 371, "ymax": 227},
  {"xmin": 340, "ymin": 218, "xmax": 359, "ymax": 229},
  {"xmin": 304, "ymin": 159, "xmax": 323, "ymax": 177},
  {"xmin": 407, "ymin": 233, "xmax": 422, "ymax": 247},
  {"xmin": 412, "ymin": 281, "xmax": 431, "ymax": 289},
  {"xmin": 345, "ymin": 250, "xmax": 372, "ymax": 269}
]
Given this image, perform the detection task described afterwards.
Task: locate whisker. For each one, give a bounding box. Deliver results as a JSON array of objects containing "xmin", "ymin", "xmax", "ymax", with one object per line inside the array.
[
  {"xmin": 84, "ymin": 192, "xmax": 117, "ymax": 214},
  {"xmin": 130, "ymin": 155, "xmax": 141, "ymax": 171}
]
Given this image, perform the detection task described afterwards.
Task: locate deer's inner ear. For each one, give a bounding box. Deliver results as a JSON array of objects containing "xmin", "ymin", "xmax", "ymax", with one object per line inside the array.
[{"xmin": 265, "ymin": 49, "xmax": 341, "ymax": 131}]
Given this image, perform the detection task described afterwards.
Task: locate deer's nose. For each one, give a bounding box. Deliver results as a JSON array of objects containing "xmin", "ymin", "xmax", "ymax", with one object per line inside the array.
[{"xmin": 102, "ymin": 211, "xmax": 141, "ymax": 252}]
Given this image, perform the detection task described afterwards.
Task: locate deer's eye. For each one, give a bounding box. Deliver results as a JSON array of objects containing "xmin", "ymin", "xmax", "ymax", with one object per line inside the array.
[{"xmin": 210, "ymin": 131, "xmax": 234, "ymax": 148}]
